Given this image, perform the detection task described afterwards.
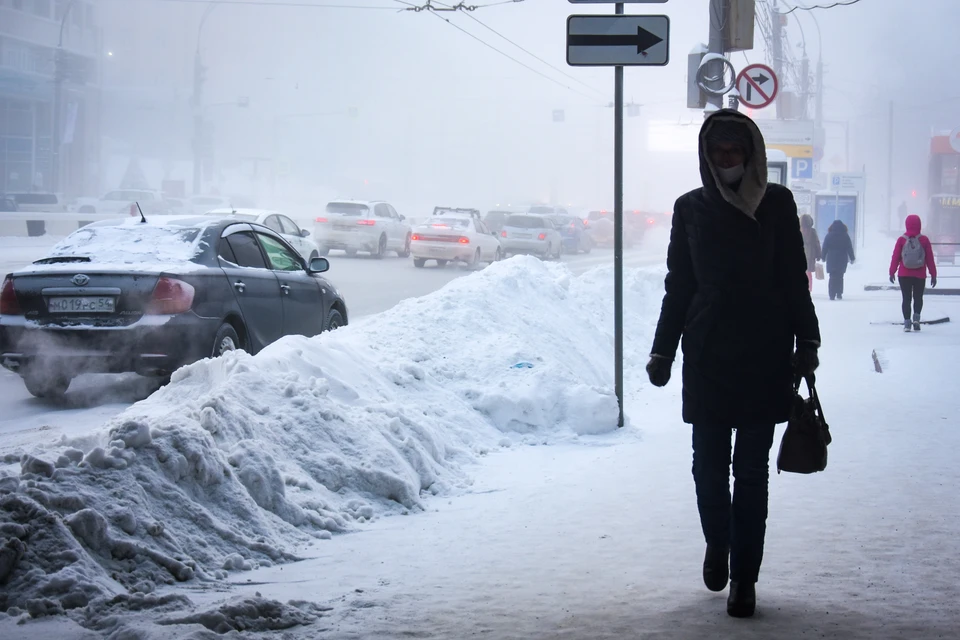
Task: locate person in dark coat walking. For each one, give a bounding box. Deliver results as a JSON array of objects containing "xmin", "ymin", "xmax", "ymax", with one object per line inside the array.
[
  {"xmin": 820, "ymin": 219, "xmax": 856, "ymax": 300},
  {"xmin": 645, "ymin": 110, "xmax": 821, "ymax": 619},
  {"xmin": 799, "ymin": 214, "xmax": 821, "ymax": 291}
]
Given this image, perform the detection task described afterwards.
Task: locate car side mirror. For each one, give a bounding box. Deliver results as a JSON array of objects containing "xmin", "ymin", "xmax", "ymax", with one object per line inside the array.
[
  {"xmin": 300, "ymin": 228, "xmax": 311, "ymax": 237},
  {"xmin": 308, "ymin": 257, "xmax": 329, "ymax": 273},
  {"xmin": 399, "ymin": 215, "xmax": 406, "ymax": 221},
  {"xmin": 491, "ymin": 231, "xmax": 498, "ymax": 236}
]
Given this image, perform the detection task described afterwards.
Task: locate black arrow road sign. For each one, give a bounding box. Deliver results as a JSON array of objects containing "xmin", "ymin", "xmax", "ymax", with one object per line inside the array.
[
  {"xmin": 568, "ymin": 26, "xmax": 664, "ymax": 56},
  {"xmin": 752, "ymin": 73, "xmax": 770, "ymax": 85},
  {"xmin": 567, "ymin": 15, "xmax": 670, "ymax": 67}
]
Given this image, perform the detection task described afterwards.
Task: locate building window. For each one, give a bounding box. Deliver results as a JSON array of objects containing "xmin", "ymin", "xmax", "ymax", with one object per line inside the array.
[
  {"xmin": 54, "ymin": 0, "xmax": 65, "ymax": 21},
  {"xmin": 12, "ymin": 0, "xmax": 25, "ymax": 11},
  {"xmin": 31, "ymin": 0, "xmax": 51, "ymax": 18},
  {"xmin": 71, "ymin": 1, "xmax": 81, "ymax": 26},
  {"xmin": 85, "ymin": 2, "xmax": 94, "ymax": 28}
]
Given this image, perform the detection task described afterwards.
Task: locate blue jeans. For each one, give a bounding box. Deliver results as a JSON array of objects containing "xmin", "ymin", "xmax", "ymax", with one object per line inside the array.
[{"xmin": 692, "ymin": 423, "xmax": 776, "ymax": 583}]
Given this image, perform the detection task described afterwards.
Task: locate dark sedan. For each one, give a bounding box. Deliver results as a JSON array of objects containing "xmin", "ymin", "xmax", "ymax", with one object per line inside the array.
[{"xmin": 0, "ymin": 216, "xmax": 348, "ymax": 399}]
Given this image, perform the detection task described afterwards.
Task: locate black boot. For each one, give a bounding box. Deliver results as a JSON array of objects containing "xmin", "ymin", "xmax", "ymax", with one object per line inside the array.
[
  {"xmin": 703, "ymin": 544, "xmax": 729, "ymax": 592},
  {"xmin": 727, "ymin": 581, "xmax": 756, "ymax": 618}
]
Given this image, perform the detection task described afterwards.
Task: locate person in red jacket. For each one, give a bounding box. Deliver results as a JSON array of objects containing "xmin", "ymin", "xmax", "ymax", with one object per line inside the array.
[{"xmin": 889, "ymin": 214, "xmax": 938, "ymax": 331}]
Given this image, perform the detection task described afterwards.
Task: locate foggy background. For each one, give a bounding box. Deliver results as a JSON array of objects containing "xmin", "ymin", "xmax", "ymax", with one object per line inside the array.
[{"xmin": 87, "ymin": 0, "xmax": 960, "ymax": 220}]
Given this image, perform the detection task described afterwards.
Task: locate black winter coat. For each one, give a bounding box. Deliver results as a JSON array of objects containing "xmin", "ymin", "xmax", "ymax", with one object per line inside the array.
[
  {"xmin": 820, "ymin": 221, "xmax": 855, "ymax": 275},
  {"xmin": 651, "ymin": 110, "xmax": 821, "ymax": 427}
]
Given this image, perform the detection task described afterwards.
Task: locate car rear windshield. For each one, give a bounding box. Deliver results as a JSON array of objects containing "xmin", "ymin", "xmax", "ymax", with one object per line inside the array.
[
  {"xmin": 551, "ymin": 216, "xmax": 574, "ymax": 226},
  {"xmin": 427, "ymin": 218, "xmax": 470, "ymax": 229},
  {"xmin": 505, "ymin": 215, "xmax": 548, "ymax": 229},
  {"xmin": 528, "ymin": 206, "xmax": 555, "ymax": 214},
  {"xmin": 46, "ymin": 224, "xmax": 204, "ymax": 264},
  {"xmin": 326, "ymin": 202, "xmax": 369, "ymax": 216}
]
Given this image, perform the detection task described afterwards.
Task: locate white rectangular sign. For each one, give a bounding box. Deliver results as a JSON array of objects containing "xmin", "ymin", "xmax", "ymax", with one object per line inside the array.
[
  {"xmin": 567, "ymin": 15, "xmax": 670, "ymax": 67},
  {"xmin": 755, "ymin": 119, "xmax": 815, "ymax": 146},
  {"xmin": 830, "ymin": 172, "xmax": 865, "ymax": 192}
]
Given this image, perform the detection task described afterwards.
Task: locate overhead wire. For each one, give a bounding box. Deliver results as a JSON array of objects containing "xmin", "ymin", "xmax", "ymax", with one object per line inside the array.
[
  {"xmin": 425, "ymin": 10, "xmax": 599, "ymax": 101},
  {"xmin": 148, "ymin": 0, "xmax": 398, "ymax": 8},
  {"xmin": 779, "ymin": 0, "xmax": 862, "ymax": 15},
  {"xmin": 458, "ymin": 11, "xmax": 607, "ymax": 98}
]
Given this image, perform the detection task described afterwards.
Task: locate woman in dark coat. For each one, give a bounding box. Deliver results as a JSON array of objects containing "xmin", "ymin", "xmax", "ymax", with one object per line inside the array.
[
  {"xmin": 820, "ymin": 219, "xmax": 855, "ymax": 300},
  {"xmin": 645, "ymin": 110, "xmax": 821, "ymax": 619}
]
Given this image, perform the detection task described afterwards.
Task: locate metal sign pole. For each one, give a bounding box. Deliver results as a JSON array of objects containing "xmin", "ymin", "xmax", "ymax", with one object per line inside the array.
[{"xmin": 614, "ymin": 1, "xmax": 625, "ymax": 428}]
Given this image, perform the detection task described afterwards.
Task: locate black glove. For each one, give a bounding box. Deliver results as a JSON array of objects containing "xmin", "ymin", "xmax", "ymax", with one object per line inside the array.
[
  {"xmin": 931, "ymin": 276, "xmax": 937, "ymax": 288},
  {"xmin": 793, "ymin": 344, "xmax": 819, "ymax": 378},
  {"xmin": 889, "ymin": 275, "xmax": 896, "ymax": 284},
  {"xmin": 646, "ymin": 355, "xmax": 673, "ymax": 388}
]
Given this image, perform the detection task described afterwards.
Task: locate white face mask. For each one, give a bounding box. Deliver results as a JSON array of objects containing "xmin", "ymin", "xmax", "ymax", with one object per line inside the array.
[{"xmin": 717, "ymin": 163, "xmax": 745, "ymax": 185}]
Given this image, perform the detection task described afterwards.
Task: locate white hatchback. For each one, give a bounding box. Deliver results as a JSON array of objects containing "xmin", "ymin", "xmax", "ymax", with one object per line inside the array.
[{"xmin": 204, "ymin": 208, "xmax": 320, "ymax": 260}]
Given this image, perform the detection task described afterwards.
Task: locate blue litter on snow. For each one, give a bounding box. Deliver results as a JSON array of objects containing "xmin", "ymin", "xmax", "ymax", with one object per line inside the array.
[{"xmin": 512, "ymin": 362, "xmax": 534, "ymax": 369}]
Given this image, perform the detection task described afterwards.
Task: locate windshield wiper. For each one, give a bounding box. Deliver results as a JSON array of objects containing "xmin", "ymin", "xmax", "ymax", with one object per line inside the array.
[{"xmin": 33, "ymin": 256, "xmax": 92, "ymax": 264}]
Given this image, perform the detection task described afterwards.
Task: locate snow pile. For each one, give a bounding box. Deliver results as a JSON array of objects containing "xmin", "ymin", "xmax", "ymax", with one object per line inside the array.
[{"xmin": 0, "ymin": 256, "xmax": 665, "ymax": 624}]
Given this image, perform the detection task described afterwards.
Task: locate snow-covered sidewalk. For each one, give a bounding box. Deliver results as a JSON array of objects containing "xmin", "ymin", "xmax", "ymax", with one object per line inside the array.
[
  {"xmin": 171, "ymin": 285, "xmax": 960, "ymax": 640},
  {"xmin": 2, "ymin": 251, "xmax": 959, "ymax": 638}
]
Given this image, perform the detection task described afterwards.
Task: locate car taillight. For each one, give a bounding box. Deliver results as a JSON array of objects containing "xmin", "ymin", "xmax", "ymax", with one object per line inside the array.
[
  {"xmin": 315, "ymin": 217, "xmax": 328, "ymax": 223},
  {"xmin": 569, "ymin": 223, "xmax": 576, "ymax": 229},
  {"xmin": 538, "ymin": 233, "xmax": 547, "ymax": 240},
  {"xmin": 501, "ymin": 231, "xmax": 508, "ymax": 238},
  {"xmin": 411, "ymin": 233, "xmax": 421, "ymax": 241},
  {"xmin": 647, "ymin": 218, "xmax": 656, "ymax": 225},
  {"xmin": 357, "ymin": 219, "xmax": 376, "ymax": 226},
  {"xmin": 458, "ymin": 236, "xmax": 470, "ymax": 244},
  {"xmin": 0, "ymin": 276, "xmax": 21, "ymax": 315},
  {"xmin": 147, "ymin": 277, "xmax": 195, "ymax": 315}
]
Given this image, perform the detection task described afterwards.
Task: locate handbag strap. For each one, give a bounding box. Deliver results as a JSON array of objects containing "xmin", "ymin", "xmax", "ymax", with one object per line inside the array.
[{"xmin": 794, "ymin": 373, "xmax": 826, "ymax": 423}]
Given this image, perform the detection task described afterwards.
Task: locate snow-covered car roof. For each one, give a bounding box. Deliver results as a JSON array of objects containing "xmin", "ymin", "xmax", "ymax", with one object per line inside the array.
[
  {"xmin": 13, "ymin": 216, "xmax": 223, "ymax": 273},
  {"xmin": 203, "ymin": 208, "xmax": 281, "ymax": 219},
  {"xmin": 326, "ymin": 199, "xmax": 387, "ymax": 207}
]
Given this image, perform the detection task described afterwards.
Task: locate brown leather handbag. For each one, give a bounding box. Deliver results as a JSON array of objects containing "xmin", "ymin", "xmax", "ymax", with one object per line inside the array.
[{"xmin": 777, "ymin": 375, "xmax": 832, "ymax": 474}]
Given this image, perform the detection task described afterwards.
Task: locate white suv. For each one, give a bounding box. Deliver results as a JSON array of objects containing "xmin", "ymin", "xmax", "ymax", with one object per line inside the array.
[{"xmin": 314, "ymin": 200, "xmax": 412, "ymax": 258}]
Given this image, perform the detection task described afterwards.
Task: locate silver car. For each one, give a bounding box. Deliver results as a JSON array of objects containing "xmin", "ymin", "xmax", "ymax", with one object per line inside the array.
[
  {"xmin": 499, "ymin": 214, "xmax": 563, "ymax": 259},
  {"xmin": 313, "ymin": 200, "xmax": 412, "ymax": 258}
]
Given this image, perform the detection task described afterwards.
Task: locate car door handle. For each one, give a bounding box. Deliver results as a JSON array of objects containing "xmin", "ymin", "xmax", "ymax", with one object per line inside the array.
[
  {"xmin": 233, "ymin": 281, "xmax": 246, "ymax": 293},
  {"xmin": 280, "ymin": 284, "xmax": 291, "ymax": 295}
]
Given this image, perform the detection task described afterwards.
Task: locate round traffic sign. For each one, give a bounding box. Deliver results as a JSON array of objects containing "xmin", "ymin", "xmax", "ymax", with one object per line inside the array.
[
  {"xmin": 736, "ymin": 64, "xmax": 779, "ymax": 110},
  {"xmin": 950, "ymin": 126, "xmax": 960, "ymax": 153}
]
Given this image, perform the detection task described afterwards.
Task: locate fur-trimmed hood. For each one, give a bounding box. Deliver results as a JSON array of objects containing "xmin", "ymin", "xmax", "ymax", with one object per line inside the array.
[{"xmin": 699, "ymin": 109, "xmax": 768, "ymax": 218}]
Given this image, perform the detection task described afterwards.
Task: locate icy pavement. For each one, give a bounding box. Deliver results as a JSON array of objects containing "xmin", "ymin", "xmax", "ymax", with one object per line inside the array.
[{"xmin": 2, "ymin": 247, "xmax": 959, "ymax": 638}]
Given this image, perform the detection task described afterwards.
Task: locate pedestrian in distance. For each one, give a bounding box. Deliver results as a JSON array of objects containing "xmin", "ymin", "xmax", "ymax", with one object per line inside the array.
[
  {"xmin": 889, "ymin": 214, "xmax": 938, "ymax": 332},
  {"xmin": 799, "ymin": 213, "xmax": 821, "ymax": 292},
  {"xmin": 645, "ymin": 109, "xmax": 821, "ymax": 619},
  {"xmin": 820, "ymin": 219, "xmax": 856, "ymax": 300}
]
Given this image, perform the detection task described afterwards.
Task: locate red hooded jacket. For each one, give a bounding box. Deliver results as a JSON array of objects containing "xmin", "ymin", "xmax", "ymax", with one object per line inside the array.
[{"xmin": 890, "ymin": 214, "xmax": 937, "ymax": 279}]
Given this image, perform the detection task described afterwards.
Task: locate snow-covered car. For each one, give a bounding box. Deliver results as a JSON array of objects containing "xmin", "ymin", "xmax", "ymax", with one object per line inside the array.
[
  {"xmin": 499, "ymin": 214, "xmax": 563, "ymax": 259},
  {"xmin": 0, "ymin": 216, "xmax": 348, "ymax": 399},
  {"xmin": 76, "ymin": 189, "xmax": 170, "ymax": 215},
  {"xmin": 313, "ymin": 200, "xmax": 412, "ymax": 258},
  {"xmin": 410, "ymin": 214, "xmax": 502, "ymax": 268},
  {"xmin": 204, "ymin": 208, "xmax": 320, "ymax": 261}
]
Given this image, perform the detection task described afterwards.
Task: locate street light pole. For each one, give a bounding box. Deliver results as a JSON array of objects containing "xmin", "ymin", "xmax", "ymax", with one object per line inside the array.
[
  {"xmin": 192, "ymin": 4, "xmax": 219, "ymax": 195},
  {"xmin": 52, "ymin": 0, "xmax": 78, "ymax": 194}
]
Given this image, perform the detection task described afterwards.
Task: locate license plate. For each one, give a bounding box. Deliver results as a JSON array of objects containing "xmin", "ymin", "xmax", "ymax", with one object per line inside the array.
[
  {"xmin": 334, "ymin": 224, "xmax": 355, "ymax": 231},
  {"xmin": 514, "ymin": 233, "xmax": 532, "ymax": 239},
  {"xmin": 48, "ymin": 296, "xmax": 116, "ymax": 313}
]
